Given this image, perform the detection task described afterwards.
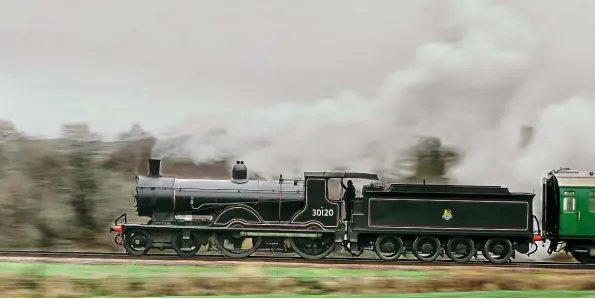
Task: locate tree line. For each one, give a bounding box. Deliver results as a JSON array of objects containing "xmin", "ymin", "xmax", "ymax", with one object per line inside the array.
[{"xmin": 0, "ymin": 120, "xmax": 533, "ymax": 250}]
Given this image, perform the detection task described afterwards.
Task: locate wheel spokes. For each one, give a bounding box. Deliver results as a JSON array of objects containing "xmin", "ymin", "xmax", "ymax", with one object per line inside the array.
[
  {"xmin": 412, "ymin": 236, "xmax": 441, "ymax": 262},
  {"xmin": 446, "ymin": 237, "xmax": 475, "ymax": 263},
  {"xmin": 375, "ymin": 235, "xmax": 404, "ymax": 261},
  {"xmin": 123, "ymin": 230, "xmax": 152, "ymax": 256},
  {"xmin": 483, "ymin": 238, "xmax": 513, "ymax": 263}
]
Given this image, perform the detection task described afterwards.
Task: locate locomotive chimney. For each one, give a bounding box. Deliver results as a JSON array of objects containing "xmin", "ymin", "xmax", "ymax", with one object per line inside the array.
[
  {"xmin": 231, "ymin": 160, "xmax": 248, "ymax": 183},
  {"xmin": 148, "ymin": 159, "xmax": 162, "ymax": 177}
]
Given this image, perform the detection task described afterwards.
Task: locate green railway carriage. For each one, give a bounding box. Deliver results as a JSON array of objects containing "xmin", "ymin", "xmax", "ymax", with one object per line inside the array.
[{"xmin": 543, "ymin": 168, "xmax": 595, "ymax": 264}]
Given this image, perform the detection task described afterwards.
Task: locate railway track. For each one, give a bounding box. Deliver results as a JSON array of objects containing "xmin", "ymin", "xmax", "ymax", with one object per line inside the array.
[{"xmin": 0, "ymin": 249, "xmax": 591, "ymax": 270}]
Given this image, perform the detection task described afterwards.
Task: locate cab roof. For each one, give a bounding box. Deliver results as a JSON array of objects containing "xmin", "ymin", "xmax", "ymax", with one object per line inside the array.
[{"xmin": 304, "ymin": 171, "xmax": 380, "ymax": 180}]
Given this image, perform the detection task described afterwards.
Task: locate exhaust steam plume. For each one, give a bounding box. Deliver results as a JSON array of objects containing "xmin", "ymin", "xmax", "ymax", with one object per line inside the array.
[{"xmin": 152, "ymin": 0, "xmax": 595, "ymax": 259}]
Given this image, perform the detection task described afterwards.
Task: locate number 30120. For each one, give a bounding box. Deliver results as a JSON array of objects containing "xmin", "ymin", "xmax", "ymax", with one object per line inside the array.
[{"xmin": 312, "ymin": 208, "xmax": 334, "ymax": 217}]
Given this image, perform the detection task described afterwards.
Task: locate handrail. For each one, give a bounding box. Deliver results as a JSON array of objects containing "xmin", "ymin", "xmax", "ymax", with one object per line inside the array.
[{"xmin": 170, "ymin": 187, "xmax": 303, "ymax": 193}]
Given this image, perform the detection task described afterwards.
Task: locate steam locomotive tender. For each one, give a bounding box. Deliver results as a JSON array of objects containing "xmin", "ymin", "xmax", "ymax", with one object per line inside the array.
[{"xmin": 110, "ymin": 159, "xmax": 543, "ymax": 263}]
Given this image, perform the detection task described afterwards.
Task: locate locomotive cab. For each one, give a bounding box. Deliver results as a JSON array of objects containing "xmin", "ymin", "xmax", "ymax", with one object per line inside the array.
[{"xmin": 302, "ymin": 171, "xmax": 381, "ymax": 224}]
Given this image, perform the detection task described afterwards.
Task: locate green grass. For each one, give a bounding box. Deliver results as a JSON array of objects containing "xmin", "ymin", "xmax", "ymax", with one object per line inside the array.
[
  {"xmin": 0, "ymin": 261, "xmax": 591, "ymax": 297},
  {"xmin": 0, "ymin": 261, "xmax": 438, "ymax": 279},
  {"xmin": 195, "ymin": 290, "xmax": 595, "ymax": 298}
]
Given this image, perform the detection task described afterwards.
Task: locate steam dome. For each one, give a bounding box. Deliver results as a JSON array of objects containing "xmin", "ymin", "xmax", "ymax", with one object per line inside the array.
[{"xmin": 231, "ymin": 161, "xmax": 248, "ymax": 183}]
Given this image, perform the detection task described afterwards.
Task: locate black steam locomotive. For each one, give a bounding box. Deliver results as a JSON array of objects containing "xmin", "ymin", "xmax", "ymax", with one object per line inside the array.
[{"xmin": 110, "ymin": 159, "xmax": 541, "ymax": 263}]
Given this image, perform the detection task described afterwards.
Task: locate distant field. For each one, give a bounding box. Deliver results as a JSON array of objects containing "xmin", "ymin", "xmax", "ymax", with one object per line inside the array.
[{"xmin": 0, "ymin": 261, "xmax": 594, "ymax": 297}]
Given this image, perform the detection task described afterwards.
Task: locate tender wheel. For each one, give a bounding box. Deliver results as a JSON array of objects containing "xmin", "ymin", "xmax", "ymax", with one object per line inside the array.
[
  {"xmin": 482, "ymin": 238, "xmax": 513, "ymax": 264},
  {"xmin": 374, "ymin": 235, "xmax": 404, "ymax": 261},
  {"xmin": 212, "ymin": 232, "xmax": 262, "ymax": 258},
  {"xmin": 412, "ymin": 236, "xmax": 441, "ymax": 262},
  {"xmin": 123, "ymin": 229, "xmax": 152, "ymax": 256},
  {"xmin": 446, "ymin": 237, "xmax": 475, "ymax": 263},
  {"xmin": 290, "ymin": 234, "xmax": 335, "ymax": 259},
  {"xmin": 572, "ymin": 252, "xmax": 595, "ymax": 265},
  {"xmin": 171, "ymin": 231, "xmax": 202, "ymax": 257}
]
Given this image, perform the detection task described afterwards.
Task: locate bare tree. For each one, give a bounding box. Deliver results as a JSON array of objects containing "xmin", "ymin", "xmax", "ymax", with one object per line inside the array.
[
  {"xmin": 61, "ymin": 123, "xmax": 101, "ymax": 143},
  {"xmin": 0, "ymin": 120, "xmax": 19, "ymax": 140},
  {"xmin": 117, "ymin": 123, "xmax": 150, "ymax": 141}
]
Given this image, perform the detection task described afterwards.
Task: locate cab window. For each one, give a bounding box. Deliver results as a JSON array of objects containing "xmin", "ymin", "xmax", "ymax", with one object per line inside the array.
[{"xmin": 327, "ymin": 178, "xmax": 342, "ymax": 201}]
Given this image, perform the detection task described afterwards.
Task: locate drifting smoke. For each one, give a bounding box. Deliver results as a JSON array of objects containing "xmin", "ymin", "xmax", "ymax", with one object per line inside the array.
[
  {"xmin": 153, "ymin": 0, "xmax": 595, "ymax": 259},
  {"xmin": 152, "ymin": 0, "xmax": 595, "ymax": 180},
  {"xmin": 153, "ymin": 0, "xmax": 537, "ymax": 176}
]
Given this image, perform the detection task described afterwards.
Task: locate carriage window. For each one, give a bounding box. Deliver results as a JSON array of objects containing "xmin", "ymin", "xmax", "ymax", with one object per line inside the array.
[
  {"xmin": 564, "ymin": 191, "xmax": 575, "ymax": 196},
  {"xmin": 590, "ymin": 191, "xmax": 595, "ymax": 213},
  {"xmin": 563, "ymin": 197, "xmax": 575, "ymax": 212}
]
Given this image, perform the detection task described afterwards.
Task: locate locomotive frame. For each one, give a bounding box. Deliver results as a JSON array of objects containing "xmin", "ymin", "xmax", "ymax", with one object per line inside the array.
[
  {"xmin": 110, "ymin": 159, "xmax": 546, "ymax": 264},
  {"xmin": 112, "ymin": 159, "xmax": 380, "ymax": 259}
]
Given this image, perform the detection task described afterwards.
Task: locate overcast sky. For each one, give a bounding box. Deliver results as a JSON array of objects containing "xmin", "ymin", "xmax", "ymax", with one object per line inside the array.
[
  {"xmin": 0, "ymin": 0, "xmax": 443, "ymax": 138},
  {"xmin": 1, "ymin": 0, "xmax": 595, "ymax": 141}
]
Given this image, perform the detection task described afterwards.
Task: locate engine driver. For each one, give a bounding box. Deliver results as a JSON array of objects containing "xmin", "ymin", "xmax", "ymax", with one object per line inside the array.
[{"xmin": 341, "ymin": 179, "xmax": 356, "ymax": 222}]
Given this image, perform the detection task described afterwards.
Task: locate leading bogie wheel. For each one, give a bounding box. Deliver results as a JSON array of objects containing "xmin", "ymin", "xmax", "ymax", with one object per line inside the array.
[
  {"xmin": 123, "ymin": 229, "xmax": 152, "ymax": 256},
  {"xmin": 171, "ymin": 231, "xmax": 203, "ymax": 257}
]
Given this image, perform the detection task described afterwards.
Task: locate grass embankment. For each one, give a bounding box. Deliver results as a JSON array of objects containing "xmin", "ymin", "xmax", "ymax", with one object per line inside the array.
[
  {"xmin": 0, "ymin": 262, "xmax": 594, "ymax": 297},
  {"xmin": 207, "ymin": 291, "xmax": 595, "ymax": 298}
]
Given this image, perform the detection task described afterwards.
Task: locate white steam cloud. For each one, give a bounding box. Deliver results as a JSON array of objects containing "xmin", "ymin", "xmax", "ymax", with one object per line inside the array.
[
  {"xmin": 154, "ymin": 0, "xmax": 594, "ymax": 180},
  {"xmin": 151, "ymin": 0, "xmax": 595, "ymax": 259},
  {"xmin": 153, "ymin": 0, "xmax": 595, "ymax": 210}
]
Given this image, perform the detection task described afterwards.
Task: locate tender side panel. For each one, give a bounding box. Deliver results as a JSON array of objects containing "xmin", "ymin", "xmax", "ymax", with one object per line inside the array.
[{"xmin": 368, "ymin": 198, "xmax": 529, "ymax": 231}]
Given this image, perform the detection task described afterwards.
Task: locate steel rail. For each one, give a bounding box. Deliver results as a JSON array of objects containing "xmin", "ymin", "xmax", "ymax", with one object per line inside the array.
[{"xmin": 0, "ymin": 249, "xmax": 591, "ymax": 270}]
